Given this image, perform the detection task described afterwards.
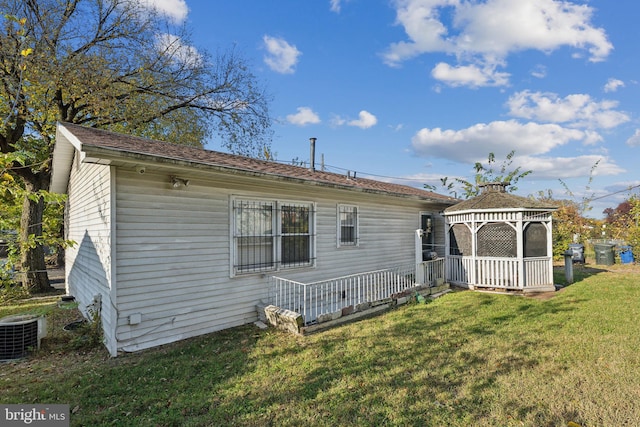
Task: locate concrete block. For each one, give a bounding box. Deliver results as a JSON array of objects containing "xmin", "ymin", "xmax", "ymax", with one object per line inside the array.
[
  {"xmin": 254, "ymin": 321, "xmax": 268, "ymax": 330},
  {"xmin": 355, "ymin": 302, "xmax": 371, "ymax": 312},
  {"xmin": 342, "ymin": 305, "xmax": 354, "ymax": 316},
  {"xmin": 317, "ymin": 312, "xmax": 333, "ymax": 323},
  {"xmin": 264, "ymin": 305, "xmax": 304, "ymax": 334}
]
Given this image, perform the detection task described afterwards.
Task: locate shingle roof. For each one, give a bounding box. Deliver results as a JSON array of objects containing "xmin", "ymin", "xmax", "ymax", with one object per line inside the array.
[
  {"xmin": 59, "ymin": 123, "xmax": 457, "ymax": 203},
  {"xmin": 444, "ymin": 183, "xmax": 556, "ymax": 213}
]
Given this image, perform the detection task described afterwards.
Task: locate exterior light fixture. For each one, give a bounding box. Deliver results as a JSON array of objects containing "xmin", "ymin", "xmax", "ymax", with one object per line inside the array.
[{"xmin": 170, "ymin": 176, "xmax": 190, "ymax": 188}]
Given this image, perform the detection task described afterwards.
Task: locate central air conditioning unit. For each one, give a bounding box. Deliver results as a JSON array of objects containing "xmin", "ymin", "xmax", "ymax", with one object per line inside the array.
[{"xmin": 0, "ymin": 314, "xmax": 47, "ymax": 360}]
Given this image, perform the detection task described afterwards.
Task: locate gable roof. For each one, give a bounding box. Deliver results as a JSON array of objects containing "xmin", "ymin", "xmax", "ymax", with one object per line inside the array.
[{"xmin": 52, "ymin": 122, "xmax": 457, "ymax": 204}]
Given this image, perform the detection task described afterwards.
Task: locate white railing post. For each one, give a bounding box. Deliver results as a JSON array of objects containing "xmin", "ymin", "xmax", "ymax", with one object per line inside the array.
[
  {"xmin": 302, "ymin": 283, "xmax": 307, "ymax": 324},
  {"xmin": 415, "ymin": 229, "xmax": 425, "ymax": 284}
]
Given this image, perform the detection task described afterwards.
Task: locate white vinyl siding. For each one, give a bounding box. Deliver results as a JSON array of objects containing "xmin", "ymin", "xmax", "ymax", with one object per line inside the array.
[
  {"xmin": 65, "ymin": 155, "xmax": 117, "ymax": 356},
  {"xmin": 114, "ymin": 171, "xmax": 235, "ymax": 352}
]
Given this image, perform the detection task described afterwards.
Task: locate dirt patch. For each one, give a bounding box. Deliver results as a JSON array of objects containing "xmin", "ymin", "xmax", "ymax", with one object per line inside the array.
[{"xmin": 527, "ymin": 286, "xmax": 566, "ymax": 301}]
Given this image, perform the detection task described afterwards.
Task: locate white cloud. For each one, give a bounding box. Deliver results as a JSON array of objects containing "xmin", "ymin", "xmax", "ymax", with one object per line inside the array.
[
  {"xmin": 330, "ymin": 115, "xmax": 347, "ymax": 127},
  {"xmin": 263, "ymin": 36, "xmax": 301, "ymax": 74},
  {"xmin": 604, "ymin": 78, "xmax": 625, "ymax": 93},
  {"xmin": 515, "ymin": 155, "xmax": 624, "ymax": 179},
  {"xmin": 626, "ymin": 129, "xmax": 640, "ymax": 147},
  {"xmin": 331, "ymin": 111, "xmax": 378, "ymax": 129},
  {"xmin": 155, "ymin": 33, "xmax": 202, "ymax": 67},
  {"xmin": 530, "ymin": 65, "xmax": 547, "ymax": 79},
  {"xmin": 383, "ymin": 0, "xmax": 612, "ymax": 87},
  {"xmin": 507, "ymin": 90, "xmax": 630, "ymax": 129},
  {"xmin": 431, "ymin": 62, "xmax": 509, "ymax": 87},
  {"xmin": 286, "ymin": 107, "xmax": 321, "ymax": 126},
  {"xmin": 348, "ymin": 111, "xmax": 378, "ymax": 129},
  {"xmin": 330, "ymin": 0, "xmax": 342, "ymax": 13},
  {"xmin": 138, "ymin": 0, "xmax": 189, "ymax": 23},
  {"xmin": 411, "ymin": 120, "xmax": 585, "ymax": 163}
]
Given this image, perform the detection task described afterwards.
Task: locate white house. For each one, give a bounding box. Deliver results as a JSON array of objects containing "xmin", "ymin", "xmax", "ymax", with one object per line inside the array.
[{"xmin": 50, "ymin": 123, "xmax": 457, "ymax": 356}]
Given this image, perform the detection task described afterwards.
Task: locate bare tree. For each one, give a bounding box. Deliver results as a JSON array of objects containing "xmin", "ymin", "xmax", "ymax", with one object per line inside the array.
[{"xmin": 0, "ymin": 0, "xmax": 272, "ymax": 292}]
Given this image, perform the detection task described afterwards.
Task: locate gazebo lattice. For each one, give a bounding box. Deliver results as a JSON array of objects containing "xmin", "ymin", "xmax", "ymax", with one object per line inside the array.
[{"xmin": 444, "ymin": 182, "xmax": 557, "ymax": 292}]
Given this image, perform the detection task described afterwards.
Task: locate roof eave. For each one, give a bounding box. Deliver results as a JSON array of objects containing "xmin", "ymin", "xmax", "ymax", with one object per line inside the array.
[
  {"xmin": 79, "ymin": 144, "xmax": 455, "ymax": 204},
  {"xmin": 50, "ymin": 123, "xmax": 84, "ymax": 193}
]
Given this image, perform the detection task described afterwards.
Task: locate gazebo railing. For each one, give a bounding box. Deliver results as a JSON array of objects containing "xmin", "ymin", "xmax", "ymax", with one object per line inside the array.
[
  {"xmin": 447, "ymin": 255, "xmax": 553, "ymax": 290},
  {"xmin": 447, "ymin": 255, "xmax": 473, "ymax": 285},
  {"xmin": 523, "ymin": 257, "xmax": 552, "ymax": 288}
]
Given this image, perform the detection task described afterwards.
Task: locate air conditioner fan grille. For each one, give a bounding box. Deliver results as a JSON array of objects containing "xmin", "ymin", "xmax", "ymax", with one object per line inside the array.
[{"xmin": 0, "ymin": 316, "xmax": 41, "ymax": 360}]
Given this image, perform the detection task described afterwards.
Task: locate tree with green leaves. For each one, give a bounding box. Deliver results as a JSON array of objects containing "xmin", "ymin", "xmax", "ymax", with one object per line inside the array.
[
  {"xmin": 425, "ymin": 151, "xmax": 532, "ymax": 199},
  {"xmin": 0, "ymin": 0, "xmax": 272, "ymax": 292}
]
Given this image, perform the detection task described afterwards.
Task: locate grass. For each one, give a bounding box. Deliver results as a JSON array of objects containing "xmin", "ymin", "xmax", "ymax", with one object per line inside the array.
[{"xmin": 1, "ymin": 264, "xmax": 640, "ymax": 426}]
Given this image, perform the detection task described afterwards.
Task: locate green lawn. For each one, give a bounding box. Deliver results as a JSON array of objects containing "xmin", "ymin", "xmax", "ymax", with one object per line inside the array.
[{"xmin": 2, "ymin": 265, "xmax": 640, "ymax": 426}]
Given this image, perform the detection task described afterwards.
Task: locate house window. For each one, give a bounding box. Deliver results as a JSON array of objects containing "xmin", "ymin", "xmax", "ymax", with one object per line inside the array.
[
  {"xmin": 337, "ymin": 205, "xmax": 358, "ymax": 247},
  {"xmin": 232, "ymin": 198, "xmax": 315, "ymax": 274},
  {"xmin": 281, "ymin": 203, "xmax": 312, "ymax": 266}
]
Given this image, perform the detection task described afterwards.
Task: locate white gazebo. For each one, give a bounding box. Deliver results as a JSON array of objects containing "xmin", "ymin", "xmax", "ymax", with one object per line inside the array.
[{"xmin": 444, "ymin": 182, "xmax": 557, "ymax": 293}]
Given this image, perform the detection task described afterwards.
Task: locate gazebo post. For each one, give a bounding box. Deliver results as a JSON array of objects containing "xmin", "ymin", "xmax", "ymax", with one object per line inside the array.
[
  {"xmin": 516, "ymin": 212, "xmax": 524, "ymax": 289},
  {"xmin": 470, "ymin": 212, "xmax": 477, "ymax": 288},
  {"xmin": 444, "ymin": 223, "xmax": 450, "ymax": 286},
  {"xmin": 547, "ymin": 218, "xmax": 555, "ymax": 286}
]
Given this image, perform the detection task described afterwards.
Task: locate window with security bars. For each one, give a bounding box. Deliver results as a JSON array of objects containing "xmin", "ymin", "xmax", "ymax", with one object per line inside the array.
[
  {"xmin": 232, "ymin": 199, "xmax": 315, "ymax": 274},
  {"xmin": 337, "ymin": 205, "xmax": 358, "ymax": 247}
]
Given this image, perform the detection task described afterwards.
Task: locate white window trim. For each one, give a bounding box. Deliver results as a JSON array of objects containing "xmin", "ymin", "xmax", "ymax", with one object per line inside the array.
[
  {"xmin": 337, "ymin": 204, "xmax": 359, "ymax": 248},
  {"xmin": 230, "ymin": 196, "xmax": 316, "ymax": 277}
]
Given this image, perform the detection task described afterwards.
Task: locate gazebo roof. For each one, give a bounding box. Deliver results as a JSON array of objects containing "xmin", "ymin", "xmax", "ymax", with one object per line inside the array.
[{"xmin": 444, "ymin": 182, "xmax": 557, "ymax": 213}]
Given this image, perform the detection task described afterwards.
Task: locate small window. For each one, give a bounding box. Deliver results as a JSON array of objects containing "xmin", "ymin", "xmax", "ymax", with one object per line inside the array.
[{"xmin": 337, "ymin": 205, "xmax": 358, "ymax": 247}]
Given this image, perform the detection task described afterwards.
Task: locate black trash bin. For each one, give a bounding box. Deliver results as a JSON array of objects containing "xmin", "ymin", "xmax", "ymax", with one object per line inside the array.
[
  {"xmin": 568, "ymin": 243, "xmax": 585, "ymax": 263},
  {"xmin": 594, "ymin": 243, "xmax": 615, "ymax": 265}
]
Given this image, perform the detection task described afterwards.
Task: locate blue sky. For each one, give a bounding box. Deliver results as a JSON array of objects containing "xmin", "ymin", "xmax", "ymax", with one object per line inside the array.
[{"xmin": 146, "ymin": 0, "xmax": 639, "ymax": 217}]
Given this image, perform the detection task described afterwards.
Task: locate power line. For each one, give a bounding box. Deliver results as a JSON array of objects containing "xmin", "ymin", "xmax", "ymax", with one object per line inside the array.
[
  {"xmin": 590, "ymin": 184, "xmax": 640, "ymax": 202},
  {"xmin": 274, "ymin": 158, "xmax": 640, "ymax": 202},
  {"xmin": 273, "ymin": 158, "xmax": 424, "ymax": 183}
]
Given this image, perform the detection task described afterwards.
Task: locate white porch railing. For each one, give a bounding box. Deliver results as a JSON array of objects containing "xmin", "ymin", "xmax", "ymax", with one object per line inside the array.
[
  {"xmin": 447, "ymin": 255, "xmax": 553, "ymax": 289},
  {"xmin": 417, "ymin": 257, "xmax": 445, "ymax": 286},
  {"xmin": 270, "ymin": 259, "xmax": 445, "ymax": 325}
]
